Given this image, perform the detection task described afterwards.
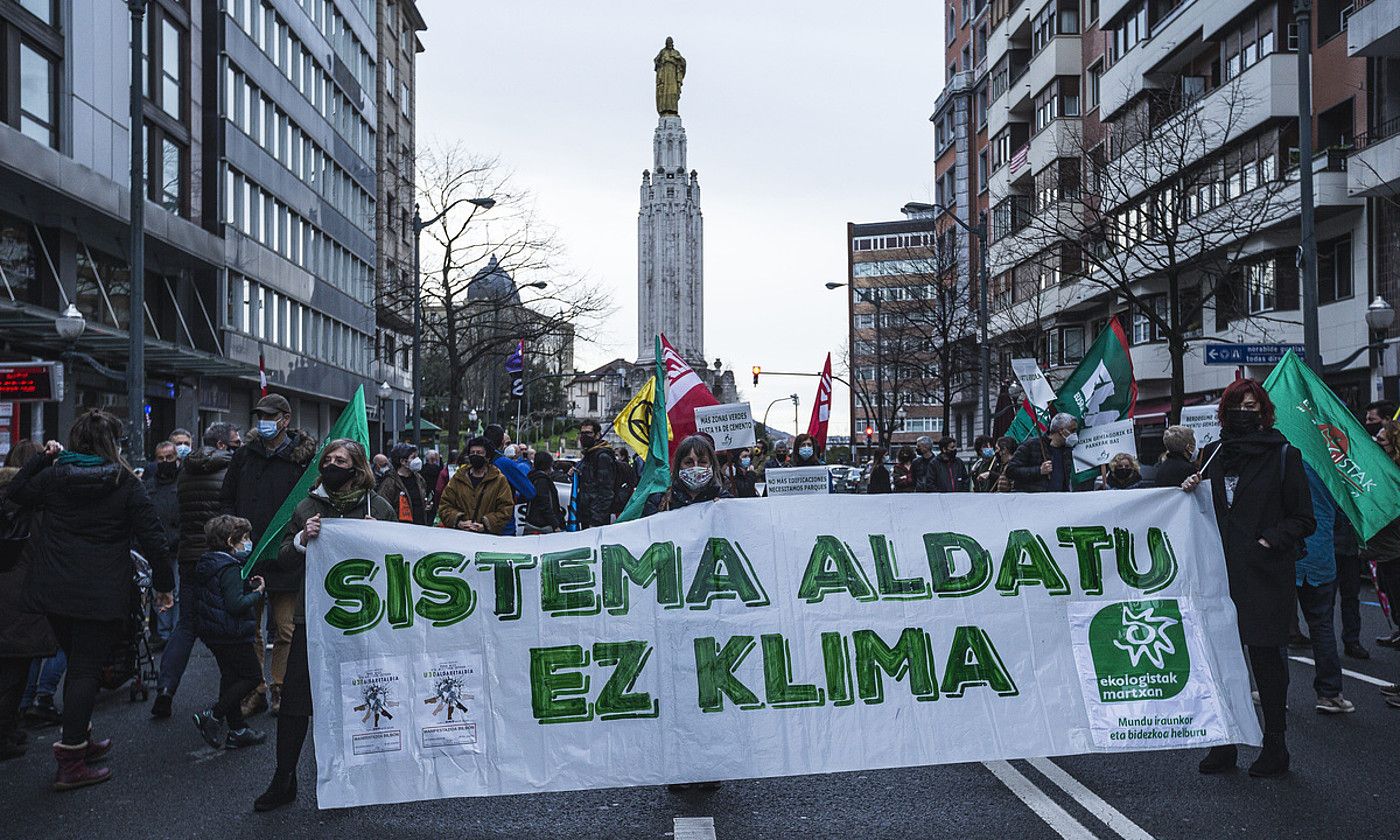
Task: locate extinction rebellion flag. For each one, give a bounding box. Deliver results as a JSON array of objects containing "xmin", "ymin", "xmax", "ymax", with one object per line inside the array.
[{"xmin": 1264, "ymin": 351, "xmax": 1400, "ymax": 541}]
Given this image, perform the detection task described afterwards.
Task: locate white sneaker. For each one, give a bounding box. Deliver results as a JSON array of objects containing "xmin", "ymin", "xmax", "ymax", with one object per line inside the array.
[{"xmin": 1315, "ymin": 695, "xmax": 1356, "ymax": 714}]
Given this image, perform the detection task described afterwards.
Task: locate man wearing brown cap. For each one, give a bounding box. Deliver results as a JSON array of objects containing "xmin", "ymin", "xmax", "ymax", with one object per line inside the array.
[{"xmin": 220, "ymin": 394, "xmax": 318, "ymax": 716}]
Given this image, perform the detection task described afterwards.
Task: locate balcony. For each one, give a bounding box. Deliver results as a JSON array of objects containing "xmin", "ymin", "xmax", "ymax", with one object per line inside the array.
[
  {"xmin": 1348, "ymin": 0, "xmax": 1400, "ymax": 57},
  {"xmin": 1029, "ymin": 118, "xmax": 1081, "ymax": 172},
  {"xmin": 1349, "ymin": 116, "xmax": 1400, "ymax": 197}
]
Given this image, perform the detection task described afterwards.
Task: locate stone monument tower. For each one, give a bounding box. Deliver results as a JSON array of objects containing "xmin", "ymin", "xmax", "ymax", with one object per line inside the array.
[{"xmin": 637, "ymin": 37, "xmax": 704, "ymax": 366}]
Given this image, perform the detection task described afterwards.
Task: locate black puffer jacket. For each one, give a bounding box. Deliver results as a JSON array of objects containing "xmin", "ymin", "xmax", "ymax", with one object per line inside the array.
[
  {"xmin": 177, "ymin": 446, "xmax": 233, "ymax": 570},
  {"xmin": 143, "ymin": 469, "xmax": 181, "ymax": 560},
  {"xmin": 575, "ymin": 443, "xmax": 617, "ymax": 529},
  {"xmin": 192, "ymin": 550, "xmax": 264, "ymax": 645},
  {"xmin": 221, "ymin": 427, "xmax": 317, "ymax": 591},
  {"xmin": 0, "ymin": 467, "xmax": 59, "ymax": 658},
  {"xmin": 8, "ymin": 452, "xmax": 171, "ymax": 621},
  {"xmin": 642, "ymin": 481, "xmax": 733, "ymax": 517}
]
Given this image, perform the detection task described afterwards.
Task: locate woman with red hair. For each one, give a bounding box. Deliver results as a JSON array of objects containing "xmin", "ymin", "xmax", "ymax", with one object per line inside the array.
[{"xmin": 1182, "ymin": 378, "xmax": 1314, "ymax": 778}]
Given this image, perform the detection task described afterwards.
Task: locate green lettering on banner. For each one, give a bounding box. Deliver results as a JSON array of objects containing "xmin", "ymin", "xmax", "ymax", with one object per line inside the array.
[
  {"xmin": 600, "ymin": 542, "xmax": 683, "ymax": 615},
  {"xmin": 1130, "ymin": 528, "xmax": 1180, "ymax": 595},
  {"xmin": 821, "ymin": 631, "xmax": 854, "ymax": 706},
  {"xmin": 940, "ymin": 625, "xmax": 1019, "ymax": 697},
  {"xmin": 384, "ymin": 554, "xmax": 414, "ymax": 628},
  {"xmin": 694, "ymin": 635, "xmax": 763, "ymax": 712},
  {"xmin": 323, "ymin": 558, "xmax": 382, "ymax": 635},
  {"xmin": 542, "ymin": 547, "xmax": 600, "ymax": 617},
  {"xmin": 924, "ymin": 532, "xmax": 991, "ymax": 597},
  {"xmin": 529, "ymin": 645, "xmax": 593, "ymax": 724},
  {"xmin": 852, "ymin": 628, "xmax": 937, "ymax": 704},
  {"xmin": 870, "ymin": 535, "xmax": 930, "ymax": 599},
  {"xmin": 412, "ymin": 552, "xmax": 475, "ymax": 627},
  {"xmin": 686, "ymin": 539, "xmax": 770, "ymax": 609},
  {"xmin": 1057, "ymin": 526, "xmax": 1113, "ymax": 596},
  {"xmin": 797, "ymin": 536, "xmax": 876, "ymax": 603},
  {"xmin": 593, "ymin": 641, "xmax": 660, "ymax": 720},
  {"xmin": 761, "ymin": 634, "xmax": 825, "ymax": 708},
  {"xmin": 475, "ymin": 552, "xmax": 537, "ymax": 621},
  {"xmin": 995, "ymin": 530, "xmax": 1070, "ymax": 596}
]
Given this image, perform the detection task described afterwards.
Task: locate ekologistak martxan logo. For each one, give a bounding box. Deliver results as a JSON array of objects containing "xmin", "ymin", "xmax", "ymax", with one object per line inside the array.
[{"xmin": 1088, "ymin": 600, "xmax": 1191, "ymax": 703}]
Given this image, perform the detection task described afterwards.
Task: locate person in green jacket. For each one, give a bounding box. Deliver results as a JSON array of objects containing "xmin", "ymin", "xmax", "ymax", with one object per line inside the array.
[{"xmin": 253, "ymin": 439, "xmax": 395, "ymax": 812}]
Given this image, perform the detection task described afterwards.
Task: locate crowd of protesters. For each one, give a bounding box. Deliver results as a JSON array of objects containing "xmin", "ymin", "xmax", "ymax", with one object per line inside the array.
[{"xmin": 2, "ymin": 383, "xmax": 1398, "ymax": 807}]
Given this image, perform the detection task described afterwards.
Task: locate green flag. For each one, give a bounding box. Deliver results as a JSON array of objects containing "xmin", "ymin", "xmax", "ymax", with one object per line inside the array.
[
  {"xmin": 1007, "ymin": 400, "xmax": 1052, "ymax": 443},
  {"xmin": 1263, "ymin": 351, "xmax": 1400, "ymax": 541},
  {"xmin": 242, "ymin": 385, "xmax": 370, "ymax": 578},
  {"xmin": 1053, "ymin": 316, "xmax": 1137, "ymax": 427},
  {"xmin": 616, "ymin": 337, "xmax": 670, "ymax": 523}
]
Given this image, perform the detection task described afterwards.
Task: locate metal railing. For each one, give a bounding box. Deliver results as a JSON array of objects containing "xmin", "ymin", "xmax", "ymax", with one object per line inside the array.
[{"xmin": 1353, "ymin": 114, "xmax": 1400, "ymax": 152}]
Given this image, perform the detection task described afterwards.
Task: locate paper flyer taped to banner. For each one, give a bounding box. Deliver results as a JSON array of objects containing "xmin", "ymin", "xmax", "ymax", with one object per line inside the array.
[{"xmin": 305, "ymin": 489, "xmax": 1260, "ymax": 808}]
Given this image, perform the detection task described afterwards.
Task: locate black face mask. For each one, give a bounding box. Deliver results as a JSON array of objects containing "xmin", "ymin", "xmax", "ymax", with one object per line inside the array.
[
  {"xmin": 156, "ymin": 461, "xmax": 178, "ymax": 480},
  {"xmin": 1223, "ymin": 408, "xmax": 1262, "ymax": 435},
  {"xmin": 1112, "ymin": 467, "xmax": 1135, "ymax": 481},
  {"xmin": 1365, "ymin": 421, "xmax": 1384, "ymax": 437},
  {"xmin": 579, "ymin": 434, "xmax": 597, "ymax": 450},
  {"xmin": 319, "ymin": 463, "xmax": 355, "ymax": 491},
  {"xmin": 468, "ymin": 453, "xmax": 487, "ymax": 470}
]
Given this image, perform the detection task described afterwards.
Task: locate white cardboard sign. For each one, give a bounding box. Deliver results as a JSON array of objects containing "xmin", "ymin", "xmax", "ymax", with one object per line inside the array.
[
  {"xmin": 762, "ymin": 466, "xmax": 831, "ymax": 496},
  {"xmin": 1072, "ymin": 418, "xmax": 1139, "ymax": 473},
  {"xmin": 694, "ymin": 402, "xmax": 756, "ymax": 450},
  {"xmin": 1178, "ymin": 405, "xmax": 1221, "ymax": 449}
]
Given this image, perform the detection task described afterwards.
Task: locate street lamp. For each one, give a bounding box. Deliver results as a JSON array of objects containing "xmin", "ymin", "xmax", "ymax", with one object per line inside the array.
[
  {"xmin": 411, "ymin": 195, "xmax": 496, "ymax": 453},
  {"xmin": 377, "ymin": 380, "xmax": 392, "ymax": 451},
  {"xmin": 1367, "ymin": 297, "xmax": 1395, "ymax": 400},
  {"xmin": 1365, "ymin": 296, "xmax": 1395, "ymax": 333},
  {"xmin": 56, "ymin": 303, "xmax": 86, "ymax": 342},
  {"xmin": 928, "ymin": 202, "xmax": 992, "ymax": 440}
]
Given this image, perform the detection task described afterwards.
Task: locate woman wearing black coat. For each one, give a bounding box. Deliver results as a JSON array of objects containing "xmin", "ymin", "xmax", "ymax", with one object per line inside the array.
[
  {"xmin": 1153, "ymin": 425, "xmax": 1198, "ymax": 489},
  {"xmin": 523, "ymin": 451, "xmax": 565, "ymax": 533},
  {"xmin": 1182, "ymin": 380, "xmax": 1314, "ymax": 779},
  {"xmin": 7, "ymin": 410, "xmax": 172, "ymax": 790}
]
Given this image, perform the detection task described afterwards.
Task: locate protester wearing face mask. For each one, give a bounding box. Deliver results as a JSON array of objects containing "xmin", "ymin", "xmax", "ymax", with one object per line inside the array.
[
  {"xmin": 1364, "ymin": 399, "xmax": 1397, "ymax": 439},
  {"xmin": 1102, "ymin": 452, "xmax": 1142, "ymax": 489},
  {"xmin": 1181, "ymin": 378, "xmax": 1314, "ymax": 778},
  {"xmin": 643, "ymin": 435, "xmax": 732, "ymax": 517},
  {"xmin": 723, "ymin": 447, "xmax": 759, "ymax": 498},
  {"xmin": 169, "ymin": 428, "xmax": 194, "ymax": 462},
  {"xmin": 1367, "ymin": 419, "xmax": 1400, "ymax": 660},
  {"xmin": 968, "ymin": 436, "xmax": 996, "ymax": 490},
  {"xmin": 574, "ymin": 419, "xmax": 618, "ymax": 529},
  {"xmin": 931, "ymin": 437, "xmax": 969, "ymax": 492},
  {"xmin": 790, "ymin": 434, "xmax": 823, "ymax": 467},
  {"xmin": 371, "ymin": 453, "xmax": 392, "ymax": 481},
  {"xmin": 1008, "ymin": 412, "xmax": 1080, "ymax": 492},
  {"xmin": 438, "ymin": 437, "xmax": 516, "ymax": 535},
  {"xmin": 143, "ymin": 442, "xmax": 183, "ymax": 647},
  {"xmin": 254, "ymin": 439, "xmax": 394, "ymax": 811},
  {"xmin": 190, "ymin": 515, "xmax": 267, "ymax": 752},
  {"xmin": 376, "ymin": 443, "xmax": 429, "ymax": 526},
  {"xmin": 220, "ymin": 393, "xmax": 317, "ymax": 719},
  {"xmin": 1153, "ymin": 425, "xmax": 1197, "ymax": 489}
]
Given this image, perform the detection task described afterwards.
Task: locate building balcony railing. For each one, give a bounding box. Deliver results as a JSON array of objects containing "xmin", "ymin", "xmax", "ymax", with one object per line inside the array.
[{"xmin": 1353, "ymin": 114, "xmax": 1400, "ymax": 152}]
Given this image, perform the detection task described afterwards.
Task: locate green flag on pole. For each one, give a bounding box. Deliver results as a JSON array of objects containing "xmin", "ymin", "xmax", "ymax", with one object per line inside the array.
[
  {"xmin": 1053, "ymin": 316, "xmax": 1137, "ymax": 426},
  {"xmin": 241, "ymin": 385, "xmax": 370, "ymax": 578},
  {"xmin": 1007, "ymin": 400, "xmax": 1052, "ymax": 443},
  {"xmin": 616, "ymin": 336, "xmax": 670, "ymax": 523},
  {"xmin": 1263, "ymin": 351, "xmax": 1400, "ymax": 541}
]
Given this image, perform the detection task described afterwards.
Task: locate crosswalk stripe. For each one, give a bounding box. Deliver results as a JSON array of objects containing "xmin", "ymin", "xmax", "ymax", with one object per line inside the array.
[
  {"xmin": 984, "ymin": 760, "xmax": 1098, "ymax": 840},
  {"xmin": 1026, "ymin": 757, "xmax": 1155, "ymax": 840},
  {"xmin": 672, "ymin": 816, "xmax": 716, "ymax": 840},
  {"xmin": 1288, "ymin": 655, "xmax": 1391, "ymax": 688}
]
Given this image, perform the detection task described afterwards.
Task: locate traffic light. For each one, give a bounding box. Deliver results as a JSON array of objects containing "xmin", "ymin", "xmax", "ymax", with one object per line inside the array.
[
  {"xmin": 864, "ymin": 425, "xmax": 874, "ymax": 446},
  {"xmin": 752, "ymin": 365, "xmax": 761, "ymax": 386}
]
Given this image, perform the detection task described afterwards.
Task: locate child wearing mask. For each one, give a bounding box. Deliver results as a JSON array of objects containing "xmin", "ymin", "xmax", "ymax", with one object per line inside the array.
[{"xmin": 191, "ymin": 515, "xmax": 267, "ymax": 750}]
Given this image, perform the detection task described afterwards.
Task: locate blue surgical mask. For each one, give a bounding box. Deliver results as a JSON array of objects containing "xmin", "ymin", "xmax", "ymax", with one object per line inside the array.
[
  {"xmin": 175, "ymin": 443, "xmax": 192, "ymax": 459},
  {"xmin": 799, "ymin": 446, "xmax": 815, "ymax": 459},
  {"xmin": 233, "ymin": 539, "xmax": 253, "ymax": 559},
  {"xmin": 256, "ymin": 419, "xmax": 279, "ymax": 438},
  {"xmin": 740, "ymin": 456, "xmax": 751, "ymax": 469},
  {"xmin": 981, "ymin": 447, "xmax": 995, "ymax": 458}
]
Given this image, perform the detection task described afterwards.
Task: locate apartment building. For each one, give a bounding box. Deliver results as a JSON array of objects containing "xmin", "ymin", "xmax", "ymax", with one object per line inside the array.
[{"xmin": 951, "ymin": 0, "xmax": 1385, "ymax": 436}]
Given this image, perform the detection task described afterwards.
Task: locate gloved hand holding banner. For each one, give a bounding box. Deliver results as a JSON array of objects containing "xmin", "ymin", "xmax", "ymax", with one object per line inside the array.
[{"xmin": 307, "ymin": 488, "xmax": 1259, "ymax": 808}]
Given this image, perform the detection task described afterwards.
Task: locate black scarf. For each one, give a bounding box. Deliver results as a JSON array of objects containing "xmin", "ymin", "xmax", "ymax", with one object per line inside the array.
[{"xmin": 1215, "ymin": 427, "xmax": 1287, "ymax": 475}]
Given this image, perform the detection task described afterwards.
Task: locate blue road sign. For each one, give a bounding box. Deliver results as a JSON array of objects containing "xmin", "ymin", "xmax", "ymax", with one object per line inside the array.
[{"xmin": 1203, "ymin": 343, "xmax": 1307, "ymax": 366}]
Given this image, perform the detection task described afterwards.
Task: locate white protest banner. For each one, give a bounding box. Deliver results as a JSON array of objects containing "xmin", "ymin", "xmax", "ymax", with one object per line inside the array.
[
  {"xmin": 1010, "ymin": 358, "xmax": 1058, "ymax": 409},
  {"xmin": 307, "ymin": 489, "xmax": 1260, "ymax": 808},
  {"xmin": 1072, "ymin": 418, "xmax": 1138, "ymax": 473},
  {"xmin": 694, "ymin": 402, "xmax": 755, "ymax": 450},
  {"xmin": 1179, "ymin": 405, "xmax": 1220, "ymax": 449},
  {"xmin": 763, "ymin": 466, "xmax": 831, "ymax": 496}
]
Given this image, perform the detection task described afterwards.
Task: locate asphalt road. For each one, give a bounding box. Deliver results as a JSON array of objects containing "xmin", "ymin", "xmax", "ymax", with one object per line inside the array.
[{"xmin": 3, "ymin": 594, "xmax": 1397, "ymax": 840}]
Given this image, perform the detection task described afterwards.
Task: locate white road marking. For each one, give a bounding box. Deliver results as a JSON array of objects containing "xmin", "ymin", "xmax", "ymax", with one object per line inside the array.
[
  {"xmin": 672, "ymin": 816, "xmax": 716, "ymax": 840},
  {"xmin": 1027, "ymin": 757, "xmax": 1155, "ymax": 840},
  {"xmin": 1288, "ymin": 655, "xmax": 1390, "ymax": 688},
  {"xmin": 983, "ymin": 760, "xmax": 1098, "ymax": 840}
]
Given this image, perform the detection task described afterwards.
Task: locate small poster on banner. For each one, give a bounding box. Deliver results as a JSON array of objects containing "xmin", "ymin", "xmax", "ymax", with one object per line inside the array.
[
  {"xmin": 1071, "ymin": 419, "xmax": 1138, "ymax": 473},
  {"xmin": 414, "ymin": 652, "xmax": 484, "ymax": 755},
  {"xmin": 340, "ymin": 657, "xmax": 409, "ymax": 765},
  {"xmin": 693, "ymin": 403, "xmax": 755, "ymax": 450},
  {"xmin": 764, "ymin": 466, "xmax": 830, "ymax": 496},
  {"xmin": 1178, "ymin": 405, "xmax": 1220, "ymax": 449}
]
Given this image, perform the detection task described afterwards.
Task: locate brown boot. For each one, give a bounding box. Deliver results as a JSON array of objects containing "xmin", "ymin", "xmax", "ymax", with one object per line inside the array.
[
  {"xmin": 240, "ymin": 690, "xmax": 268, "ymax": 720},
  {"xmin": 269, "ymin": 685, "xmax": 282, "ymax": 717},
  {"xmin": 53, "ymin": 742, "xmax": 112, "ymax": 791},
  {"xmin": 85, "ymin": 735, "xmax": 113, "ymax": 763}
]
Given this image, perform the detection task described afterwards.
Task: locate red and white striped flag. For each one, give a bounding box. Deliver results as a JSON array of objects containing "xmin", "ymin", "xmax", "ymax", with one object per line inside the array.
[
  {"xmin": 660, "ymin": 334, "xmax": 718, "ymax": 454},
  {"xmin": 806, "ymin": 352, "xmax": 833, "ymax": 452}
]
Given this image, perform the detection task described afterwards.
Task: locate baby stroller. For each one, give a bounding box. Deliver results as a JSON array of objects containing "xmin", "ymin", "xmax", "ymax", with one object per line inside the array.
[{"xmin": 99, "ymin": 550, "xmax": 159, "ymax": 701}]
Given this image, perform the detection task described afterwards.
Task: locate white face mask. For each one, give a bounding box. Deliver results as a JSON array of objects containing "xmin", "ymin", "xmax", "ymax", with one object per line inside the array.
[
  {"xmin": 408, "ymin": 457, "xmax": 423, "ymax": 472},
  {"xmin": 679, "ymin": 466, "xmax": 712, "ymax": 491},
  {"xmin": 1062, "ymin": 432, "xmax": 1079, "ymax": 448}
]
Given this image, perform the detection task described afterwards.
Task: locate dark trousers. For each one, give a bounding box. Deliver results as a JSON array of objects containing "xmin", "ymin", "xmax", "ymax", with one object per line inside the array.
[
  {"xmin": 208, "ymin": 642, "xmax": 261, "ymax": 731},
  {"xmin": 0, "ymin": 657, "xmax": 33, "ymax": 737},
  {"xmin": 1335, "ymin": 551, "xmax": 1362, "ymax": 645},
  {"xmin": 46, "ymin": 615, "xmax": 124, "ymax": 746},
  {"xmin": 1248, "ymin": 645, "xmax": 1289, "ymax": 735},
  {"xmin": 1378, "ymin": 561, "xmax": 1400, "ymax": 627},
  {"xmin": 1297, "ymin": 581, "xmax": 1343, "ymax": 698},
  {"xmin": 157, "ymin": 578, "xmax": 199, "ymax": 696},
  {"xmin": 272, "ymin": 622, "xmax": 312, "ymax": 782}
]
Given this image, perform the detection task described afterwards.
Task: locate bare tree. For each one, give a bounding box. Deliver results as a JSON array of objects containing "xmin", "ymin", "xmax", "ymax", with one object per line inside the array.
[
  {"xmin": 416, "ymin": 143, "xmax": 611, "ymax": 448},
  {"xmin": 995, "ymin": 79, "xmax": 1304, "ymax": 419}
]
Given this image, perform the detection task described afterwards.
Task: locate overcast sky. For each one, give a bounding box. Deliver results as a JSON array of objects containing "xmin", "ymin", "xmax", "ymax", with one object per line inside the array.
[{"xmin": 417, "ymin": 1, "xmax": 943, "ymax": 437}]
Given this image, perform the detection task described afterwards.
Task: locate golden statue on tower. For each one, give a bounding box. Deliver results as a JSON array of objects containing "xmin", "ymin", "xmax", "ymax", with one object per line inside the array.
[{"xmin": 654, "ymin": 36, "xmax": 685, "ymax": 115}]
